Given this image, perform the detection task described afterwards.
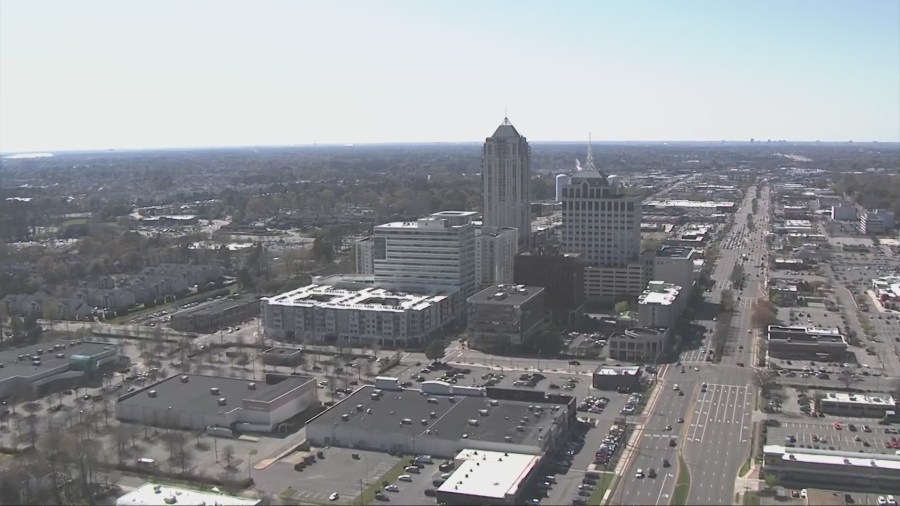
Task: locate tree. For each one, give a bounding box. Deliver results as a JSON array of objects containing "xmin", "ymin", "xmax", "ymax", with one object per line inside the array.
[
  {"xmin": 751, "ymin": 300, "xmax": 778, "ymax": 329},
  {"xmin": 614, "ymin": 300, "xmax": 631, "ymax": 315},
  {"xmin": 720, "ymin": 289, "xmax": 735, "ymax": 313},
  {"xmin": 837, "ymin": 369, "xmax": 861, "ymax": 389},
  {"xmin": 730, "ymin": 264, "xmax": 745, "ymax": 288},
  {"xmin": 424, "ymin": 340, "xmax": 445, "ymax": 362},
  {"xmin": 763, "ymin": 473, "xmax": 779, "ymax": 489},
  {"xmin": 752, "ymin": 369, "xmax": 776, "ymax": 398},
  {"xmin": 222, "ymin": 444, "xmax": 236, "ymax": 469}
]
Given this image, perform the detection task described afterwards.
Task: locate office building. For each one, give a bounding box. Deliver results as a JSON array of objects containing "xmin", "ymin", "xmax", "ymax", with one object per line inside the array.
[
  {"xmin": 592, "ymin": 365, "xmax": 642, "ymax": 391},
  {"xmin": 560, "ymin": 146, "xmax": 642, "ymax": 302},
  {"xmin": 766, "ymin": 325, "xmax": 848, "ymax": 360},
  {"xmin": 645, "ymin": 246, "xmax": 696, "ymax": 295},
  {"xmin": 637, "ymin": 281, "xmax": 685, "ymax": 328},
  {"xmin": 115, "ymin": 373, "xmax": 317, "ymax": 433},
  {"xmin": 467, "ymin": 284, "xmax": 547, "ymax": 352},
  {"xmin": 762, "ymin": 445, "xmax": 900, "ymax": 491},
  {"xmin": 859, "ymin": 209, "xmax": 895, "ymax": 234},
  {"xmin": 373, "ymin": 211, "xmax": 477, "ymax": 312},
  {"xmin": 355, "ymin": 237, "xmax": 375, "ymax": 275},
  {"xmin": 514, "ymin": 245, "xmax": 585, "ymax": 327},
  {"xmin": 476, "ymin": 226, "xmax": 518, "ymax": 288},
  {"xmin": 555, "ymin": 174, "xmax": 570, "ymax": 203},
  {"xmin": 606, "ymin": 327, "xmax": 670, "ymax": 363},
  {"xmin": 482, "ymin": 118, "xmax": 531, "ymax": 249},
  {"xmin": 260, "ymin": 282, "xmax": 456, "ymax": 347}
]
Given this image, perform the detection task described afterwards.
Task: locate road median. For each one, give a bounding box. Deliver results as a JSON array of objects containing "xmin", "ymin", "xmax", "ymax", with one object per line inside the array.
[{"xmin": 670, "ymin": 455, "xmax": 691, "ymax": 505}]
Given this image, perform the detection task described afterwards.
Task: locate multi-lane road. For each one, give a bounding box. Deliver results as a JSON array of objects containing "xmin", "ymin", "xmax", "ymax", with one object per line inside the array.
[{"xmin": 616, "ymin": 183, "xmax": 770, "ymax": 505}]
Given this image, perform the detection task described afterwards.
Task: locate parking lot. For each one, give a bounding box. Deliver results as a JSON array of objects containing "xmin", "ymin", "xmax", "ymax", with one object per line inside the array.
[{"xmin": 766, "ymin": 419, "xmax": 900, "ymax": 455}]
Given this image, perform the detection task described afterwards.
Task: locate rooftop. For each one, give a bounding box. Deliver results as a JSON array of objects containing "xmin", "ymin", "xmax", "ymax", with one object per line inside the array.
[
  {"xmin": 594, "ymin": 365, "xmax": 641, "ymax": 376},
  {"xmin": 310, "ymin": 385, "xmax": 570, "ymax": 450},
  {"xmin": 437, "ymin": 449, "xmax": 539, "ymax": 499},
  {"xmin": 820, "ymin": 391, "xmax": 896, "ymax": 406},
  {"xmin": 175, "ymin": 294, "xmax": 258, "ymax": 318},
  {"xmin": 468, "ymin": 284, "xmax": 544, "ymax": 305},
  {"xmin": 0, "ymin": 340, "xmax": 118, "ymax": 383},
  {"xmin": 490, "ymin": 118, "xmax": 522, "ymax": 139},
  {"xmin": 115, "ymin": 483, "xmax": 260, "ymax": 506},
  {"xmin": 655, "ymin": 246, "xmax": 695, "ymax": 259},
  {"xmin": 644, "ymin": 199, "xmax": 735, "ymax": 209},
  {"xmin": 263, "ymin": 284, "xmax": 449, "ymax": 312},
  {"xmin": 763, "ymin": 445, "xmax": 900, "ymax": 471},
  {"xmin": 638, "ymin": 281, "xmax": 682, "ymax": 306},
  {"xmin": 116, "ymin": 373, "xmax": 314, "ymax": 414}
]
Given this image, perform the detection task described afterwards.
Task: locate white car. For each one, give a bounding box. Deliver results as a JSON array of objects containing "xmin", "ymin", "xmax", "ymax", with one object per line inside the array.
[
  {"xmin": 329, "ymin": 492, "xmax": 339, "ymax": 501},
  {"xmin": 398, "ymin": 474, "xmax": 413, "ymax": 482},
  {"xmin": 800, "ymin": 489, "xmax": 807, "ymax": 499},
  {"xmin": 635, "ymin": 468, "xmax": 644, "ymax": 479},
  {"xmin": 385, "ymin": 484, "xmax": 399, "ymax": 492}
]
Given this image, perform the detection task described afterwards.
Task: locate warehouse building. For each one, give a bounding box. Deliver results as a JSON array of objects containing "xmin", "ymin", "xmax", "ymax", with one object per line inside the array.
[
  {"xmin": 436, "ymin": 449, "xmax": 541, "ymax": 505},
  {"xmin": 170, "ymin": 294, "xmax": 259, "ymax": 333},
  {"xmin": 817, "ymin": 391, "xmax": 897, "ymax": 419},
  {"xmin": 305, "ymin": 384, "xmax": 575, "ymax": 458},
  {"xmin": 592, "ymin": 365, "xmax": 643, "ymax": 391},
  {"xmin": 762, "ymin": 445, "xmax": 900, "ymax": 491},
  {"xmin": 0, "ymin": 340, "xmax": 122, "ymax": 400},
  {"xmin": 116, "ymin": 373, "xmax": 317, "ymax": 433}
]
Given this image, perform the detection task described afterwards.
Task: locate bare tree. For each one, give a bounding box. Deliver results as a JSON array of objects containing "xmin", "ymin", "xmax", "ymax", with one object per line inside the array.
[
  {"xmin": 752, "ymin": 369, "xmax": 776, "ymax": 398},
  {"xmin": 837, "ymin": 369, "xmax": 861, "ymax": 390},
  {"xmin": 222, "ymin": 444, "xmax": 236, "ymax": 469}
]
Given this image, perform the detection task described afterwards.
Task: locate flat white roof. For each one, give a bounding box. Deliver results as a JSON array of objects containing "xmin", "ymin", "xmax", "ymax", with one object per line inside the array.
[
  {"xmin": 437, "ymin": 449, "xmax": 539, "ymax": 500},
  {"xmin": 116, "ymin": 483, "xmax": 260, "ymax": 506},
  {"xmin": 638, "ymin": 281, "xmax": 681, "ymax": 306},
  {"xmin": 820, "ymin": 391, "xmax": 895, "ymax": 407},
  {"xmin": 263, "ymin": 284, "xmax": 447, "ymax": 312},
  {"xmin": 644, "ymin": 199, "xmax": 735, "ymax": 208},
  {"xmin": 764, "ymin": 445, "xmax": 900, "ymax": 471}
]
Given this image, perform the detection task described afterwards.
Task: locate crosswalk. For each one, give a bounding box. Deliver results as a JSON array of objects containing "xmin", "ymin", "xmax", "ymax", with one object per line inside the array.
[{"xmin": 684, "ymin": 384, "xmax": 752, "ymax": 443}]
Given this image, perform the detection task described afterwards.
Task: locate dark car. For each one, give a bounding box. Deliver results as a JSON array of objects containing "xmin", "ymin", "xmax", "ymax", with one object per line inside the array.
[
  {"xmin": 662, "ymin": 458, "xmax": 670, "ymax": 468},
  {"xmin": 569, "ymin": 360, "xmax": 581, "ymax": 366},
  {"xmin": 648, "ymin": 468, "xmax": 657, "ymax": 478}
]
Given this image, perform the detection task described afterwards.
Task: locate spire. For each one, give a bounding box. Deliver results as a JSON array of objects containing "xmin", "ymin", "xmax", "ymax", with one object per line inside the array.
[{"xmin": 585, "ymin": 132, "xmax": 596, "ymax": 171}]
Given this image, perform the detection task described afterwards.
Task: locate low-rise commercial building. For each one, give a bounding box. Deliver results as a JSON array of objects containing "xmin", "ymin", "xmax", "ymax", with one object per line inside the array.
[
  {"xmin": 766, "ymin": 325, "xmax": 848, "ymax": 361},
  {"xmin": 592, "ymin": 365, "xmax": 642, "ymax": 391},
  {"xmin": 637, "ymin": 281, "xmax": 685, "ymax": 328},
  {"xmin": 116, "ymin": 483, "xmax": 261, "ymax": 506},
  {"xmin": 116, "ymin": 373, "xmax": 317, "ymax": 433},
  {"xmin": 607, "ymin": 327, "xmax": 670, "ymax": 363},
  {"xmin": 436, "ymin": 449, "xmax": 541, "ymax": 505},
  {"xmin": 0, "ymin": 340, "xmax": 122, "ymax": 400},
  {"xmin": 170, "ymin": 294, "xmax": 259, "ymax": 333},
  {"xmin": 872, "ymin": 275, "xmax": 900, "ymax": 310},
  {"xmin": 817, "ymin": 391, "xmax": 897, "ymax": 419},
  {"xmin": 467, "ymin": 284, "xmax": 547, "ymax": 352},
  {"xmin": 261, "ymin": 282, "xmax": 456, "ymax": 348},
  {"xmin": 305, "ymin": 385, "xmax": 575, "ymax": 458},
  {"xmin": 762, "ymin": 445, "xmax": 900, "ymax": 491}
]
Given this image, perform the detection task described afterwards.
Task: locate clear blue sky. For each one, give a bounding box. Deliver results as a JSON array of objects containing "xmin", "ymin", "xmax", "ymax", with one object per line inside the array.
[{"xmin": 1, "ymin": 0, "xmax": 898, "ymax": 152}]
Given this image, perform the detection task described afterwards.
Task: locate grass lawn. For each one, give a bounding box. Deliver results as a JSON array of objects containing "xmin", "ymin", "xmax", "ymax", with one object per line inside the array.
[
  {"xmin": 586, "ymin": 472, "xmax": 615, "ymax": 505},
  {"xmin": 671, "ymin": 455, "xmax": 691, "ymax": 506},
  {"xmin": 353, "ymin": 459, "xmax": 408, "ymax": 505},
  {"xmin": 743, "ymin": 491, "xmax": 761, "ymax": 505}
]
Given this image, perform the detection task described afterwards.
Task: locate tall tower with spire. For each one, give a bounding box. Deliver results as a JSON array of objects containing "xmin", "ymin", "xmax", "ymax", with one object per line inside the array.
[{"xmin": 481, "ymin": 117, "xmax": 531, "ymax": 250}]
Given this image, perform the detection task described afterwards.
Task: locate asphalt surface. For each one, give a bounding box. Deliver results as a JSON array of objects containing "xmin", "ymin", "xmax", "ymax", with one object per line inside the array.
[{"xmin": 616, "ymin": 184, "xmax": 768, "ymax": 506}]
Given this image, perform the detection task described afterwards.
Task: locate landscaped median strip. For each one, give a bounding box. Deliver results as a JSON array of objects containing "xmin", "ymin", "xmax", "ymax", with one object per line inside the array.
[
  {"xmin": 670, "ymin": 455, "xmax": 690, "ymax": 506},
  {"xmin": 586, "ymin": 471, "xmax": 614, "ymax": 505}
]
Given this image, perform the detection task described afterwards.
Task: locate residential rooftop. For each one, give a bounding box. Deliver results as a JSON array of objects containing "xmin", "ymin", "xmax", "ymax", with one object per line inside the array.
[
  {"xmin": 116, "ymin": 373, "xmax": 315, "ymax": 414},
  {"xmin": 262, "ymin": 284, "xmax": 449, "ymax": 312},
  {"xmin": 437, "ymin": 449, "xmax": 539, "ymax": 499}
]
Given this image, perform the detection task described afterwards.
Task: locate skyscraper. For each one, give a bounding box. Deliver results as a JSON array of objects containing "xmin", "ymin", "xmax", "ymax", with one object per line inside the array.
[
  {"xmin": 561, "ymin": 142, "xmax": 643, "ymax": 302},
  {"xmin": 482, "ymin": 117, "xmax": 531, "ymax": 249}
]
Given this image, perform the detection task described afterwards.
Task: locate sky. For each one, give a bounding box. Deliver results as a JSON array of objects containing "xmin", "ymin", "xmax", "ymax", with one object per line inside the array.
[{"xmin": 1, "ymin": 0, "xmax": 899, "ymax": 152}]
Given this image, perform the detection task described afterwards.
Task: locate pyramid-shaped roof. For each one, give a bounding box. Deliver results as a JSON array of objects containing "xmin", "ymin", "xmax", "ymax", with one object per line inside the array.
[{"xmin": 491, "ymin": 117, "xmax": 521, "ymax": 139}]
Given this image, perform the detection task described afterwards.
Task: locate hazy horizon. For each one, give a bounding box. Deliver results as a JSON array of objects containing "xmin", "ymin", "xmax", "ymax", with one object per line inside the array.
[{"xmin": 2, "ymin": 0, "xmax": 898, "ymax": 152}]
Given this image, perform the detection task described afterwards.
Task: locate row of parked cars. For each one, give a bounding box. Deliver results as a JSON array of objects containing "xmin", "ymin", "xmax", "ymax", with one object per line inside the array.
[
  {"xmin": 576, "ymin": 395, "xmax": 609, "ymax": 414},
  {"xmin": 595, "ymin": 423, "xmax": 626, "ymax": 467}
]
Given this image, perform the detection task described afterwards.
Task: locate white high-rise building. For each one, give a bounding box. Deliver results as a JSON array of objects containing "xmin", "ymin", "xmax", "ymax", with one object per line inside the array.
[
  {"xmin": 373, "ymin": 211, "xmax": 477, "ymax": 314},
  {"xmin": 476, "ymin": 226, "xmax": 518, "ymax": 289},
  {"xmin": 354, "ymin": 237, "xmax": 375, "ymax": 275},
  {"xmin": 482, "ymin": 117, "xmax": 531, "ymax": 249},
  {"xmin": 561, "ymin": 143, "xmax": 643, "ymax": 302}
]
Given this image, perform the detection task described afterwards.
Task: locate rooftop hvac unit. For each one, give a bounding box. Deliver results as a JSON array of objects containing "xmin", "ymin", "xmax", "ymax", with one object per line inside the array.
[
  {"xmin": 217, "ymin": 397, "xmax": 227, "ymax": 406},
  {"xmin": 148, "ymin": 390, "xmax": 158, "ymax": 398},
  {"xmin": 180, "ymin": 375, "xmax": 189, "ymax": 383},
  {"xmin": 211, "ymin": 387, "xmax": 220, "ymax": 395}
]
